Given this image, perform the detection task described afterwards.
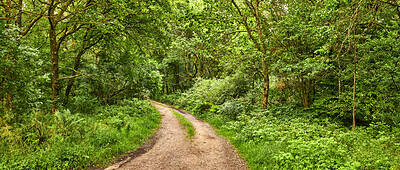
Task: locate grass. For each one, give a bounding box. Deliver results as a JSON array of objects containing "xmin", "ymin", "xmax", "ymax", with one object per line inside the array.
[
  {"xmin": 171, "ymin": 109, "xmax": 195, "ymax": 141},
  {"xmin": 0, "ymin": 99, "xmax": 161, "ymax": 170}
]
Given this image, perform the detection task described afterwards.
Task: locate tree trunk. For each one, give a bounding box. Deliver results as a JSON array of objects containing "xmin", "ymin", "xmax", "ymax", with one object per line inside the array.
[
  {"xmin": 164, "ymin": 68, "xmax": 169, "ymax": 95},
  {"xmin": 5, "ymin": 0, "xmax": 11, "ymax": 25},
  {"xmin": 254, "ymin": 1, "xmax": 270, "ymax": 109},
  {"xmin": 17, "ymin": 0, "xmax": 22, "ymax": 27},
  {"xmin": 352, "ymin": 44, "xmax": 357, "ymax": 131},
  {"xmin": 262, "ymin": 59, "xmax": 269, "ymax": 109},
  {"xmin": 49, "ymin": 1, "xmax": 59, "ymax": 114},
  {"xmin": 301, "ymin": 76, "xmax": 309, "ymax": 108},
  {"xmin": 231, "ymin": 0, "xmax": 270, "ymax": 109},
  {"xmin": 63, "ymin": 50, "xmax": 85, "ymax": 106},
  {"xmin": 3, "ymin": 0, "xmax": 13, "ymax": 110}
]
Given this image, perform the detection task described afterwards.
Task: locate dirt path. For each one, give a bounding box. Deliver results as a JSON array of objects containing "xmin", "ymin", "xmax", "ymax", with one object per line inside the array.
[{"xmin": 105, "ymin": 101, "xmax": 248, "ymax": 170}]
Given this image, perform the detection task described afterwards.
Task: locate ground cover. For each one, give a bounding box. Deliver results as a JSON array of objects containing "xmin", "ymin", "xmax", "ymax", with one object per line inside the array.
[{"xmin": 0, "ymin": 99, "xmax": 161, "ymax": 169}]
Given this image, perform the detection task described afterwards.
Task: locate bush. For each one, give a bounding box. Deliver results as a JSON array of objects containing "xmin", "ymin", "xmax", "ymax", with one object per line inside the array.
[
  {"xmin": 156, "ymin": 93, "xmax": 182, "ymax": 106},
  {"xmin": 192, "ymin": 102, "xmax": 214, "ymax": 119},
  {"xmin": 217, "ymin": 99, "xmax": 245, "ymax": 120},
  {"xmin": 177, "ymin": 71, "xmax": 252, "ymax": 107}
]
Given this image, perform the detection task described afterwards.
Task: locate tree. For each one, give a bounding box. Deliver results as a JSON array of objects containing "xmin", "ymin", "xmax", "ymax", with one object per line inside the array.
[
  {"xmin": 161, "ymin": 0, "xmax": 226, "ymax": 93},
  {"xmin": 207, "ymin": 0, "xmax": 286, "ymax": 109},
  {"xmin": 46, "ymin": 0, "xmax": 113, "ymax": 112}
]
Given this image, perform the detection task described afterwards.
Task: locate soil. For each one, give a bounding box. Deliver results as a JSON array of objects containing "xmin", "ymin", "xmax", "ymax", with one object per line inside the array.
[{"xmin": 104, "ymin": 101, "xmax": 248, "ymax": 170}]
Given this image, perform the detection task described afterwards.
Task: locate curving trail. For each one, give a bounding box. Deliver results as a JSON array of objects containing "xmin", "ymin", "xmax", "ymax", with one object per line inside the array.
[{"xmin": 105, "ymin": 101, "xmax": 248, "ymax": 170}]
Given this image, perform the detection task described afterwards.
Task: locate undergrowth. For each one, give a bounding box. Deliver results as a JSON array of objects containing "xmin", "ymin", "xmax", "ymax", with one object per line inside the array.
[
  {"xmin": 171, "ymin": 109, "xmax": 195, "ymax": 141},
  {"xmin": 158, "ymin": 74, "xmax": 400, "ymax": 169},
  {"xmin": 0, "ymin": 99, "xmax": 161, "ymax": 169},
  {"xmin": 170, "ymin": 101, "xmax": 400, "ymax": 169}
]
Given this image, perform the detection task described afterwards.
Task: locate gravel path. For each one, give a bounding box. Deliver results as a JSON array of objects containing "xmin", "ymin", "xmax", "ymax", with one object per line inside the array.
[{"xmin": 105, "ymin": 101, "xmax": 248, "ymax": 170}]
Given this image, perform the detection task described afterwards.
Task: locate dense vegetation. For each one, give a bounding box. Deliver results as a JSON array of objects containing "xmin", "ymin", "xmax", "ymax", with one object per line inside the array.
[
  {"xmin": 1, "ymin": 0, "xmax": 167, "ymax": 168},
  {"xmin": 0, "ymin": 100, "xmax": 160, "ymax": 169},
  {"xmin": 158, "ymin": 74, "xmax": 400, "ymax": 168},
  {"xmin": 1, "ymin": 0, "xmax": 399, "ymax": 169}
]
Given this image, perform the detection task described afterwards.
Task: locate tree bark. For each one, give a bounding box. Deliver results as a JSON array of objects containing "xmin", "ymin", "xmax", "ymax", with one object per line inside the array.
[
  {"xmin": 352, "ymin": 43, "xmax": 357, "ymax": 131},
  {"xmin": 262, "ymin": 59, "xmax": 269, "ymax": 109},
  {"xmin": 63, "ymin": 32, "xmax": 103, "ymax": 106},
  {"xmin": 17, "ymin": 0, "xmax": 22, "ymax": 27},
  {"xmin": 164, "ymin": 68, "xmax": 169, "ymax": 95},
  {"xmin": 49, "ymin": 0, "xmax": 60, "ymax": 113},
  {"xmin": 63, "ymin": 50, "xmax": 85, "ymax": 106},
  {"xmin": 253, "ymin": 1, "xmax": 270, "ymax": 109},
  {"xmin": 5, "ymin": 0, "xmax": 11, "ymax": 25}
]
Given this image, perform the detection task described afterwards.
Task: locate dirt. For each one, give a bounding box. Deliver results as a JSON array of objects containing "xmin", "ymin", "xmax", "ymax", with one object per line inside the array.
[{"xmin": 105, "ymin": 101, "xmax": 248, "ymax": 170}]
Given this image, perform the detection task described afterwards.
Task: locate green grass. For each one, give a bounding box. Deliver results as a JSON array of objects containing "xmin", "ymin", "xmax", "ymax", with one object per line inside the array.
[
  {"xmin": 171, "ymin": 109, "xmax": 195, "ymax": 141},
  {"xmin": 0, "ymin": 99, "xmax": 161, "ymax": 170}
]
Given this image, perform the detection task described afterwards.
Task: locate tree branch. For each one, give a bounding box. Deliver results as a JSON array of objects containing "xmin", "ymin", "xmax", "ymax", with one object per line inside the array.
[
  {"xmin": 56, "ymin": 3, "xmax": 98, "ymax": 22},
  {"xmin": 21, "ymin": 8, "xmax": 47, "ymax": 36},
  {"xmin": 59, "ymin": 66, "xmax": 117, "ymax": 89},
  {"xmin": 231, "ymin": 0, "xmax": 262, "ymax": 52},
  {"xmin": 58, "ymin": 74, "xmax": 82, "ymax": 80}
]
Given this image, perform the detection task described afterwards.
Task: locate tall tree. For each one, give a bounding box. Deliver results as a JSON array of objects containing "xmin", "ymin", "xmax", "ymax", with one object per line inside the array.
[{"xmin": 221, "ymin": 0, "xmax": 278, "ymax": 109}]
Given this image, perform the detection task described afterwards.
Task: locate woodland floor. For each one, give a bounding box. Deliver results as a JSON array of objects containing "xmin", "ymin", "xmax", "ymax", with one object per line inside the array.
[{"xmin": 104, "ymin": 101, "xmax": 248, "ymax": 170}]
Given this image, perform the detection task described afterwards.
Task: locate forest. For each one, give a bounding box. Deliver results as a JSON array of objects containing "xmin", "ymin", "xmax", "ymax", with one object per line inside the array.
[{"xmin": 1, "ymin": 0, "xmax": 400, "ymax": 169}]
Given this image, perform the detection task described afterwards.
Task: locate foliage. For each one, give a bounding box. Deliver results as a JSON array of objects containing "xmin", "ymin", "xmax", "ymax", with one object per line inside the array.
[
  {"xmin": 0, "ymin": 26, "xmax": 44, "ymax": 117},
  {"xmin": 0, "ymin": 100, "xmax": 161, "ymax": 169},
  {"xmin": 217, "ymin": 99, "xmax": 245, "ymax": 120},
  {"xmin": 167, "ymin": 90, "xmax": 400, "ymax": 169},
  {"xmin": 163, "ymin": 56, "xmax": 400, "ymax": 169},
  {"xmin": 192, "ymin": 0, "xmax": 400, "ymax": 128},
  {"xmin": 155, "ymin": 93, "xmax": 182, "ymax": 106},
  {"xmin": 176, "ymin": 71, "xmax": 251, "ymax": 109},
  {"xmin": 355, "ymin": 34, "xmax": 400, "ymax": 125},
  {"xmin": 222, "ymin": 113, "xmax": 400, "ymax": 169},
  {"xmin": 1, "ymin": 1, "xmax": 168, "ymax": 168}
]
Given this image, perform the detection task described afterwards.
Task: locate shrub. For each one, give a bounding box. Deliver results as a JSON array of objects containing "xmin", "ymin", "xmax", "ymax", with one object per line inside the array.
[
  {"xmin": 217, "ymin": 99, "xmax": 245, "ymax": 120},
  {"xmin": 160, "ymin": 69, "xmax": 400, "ymax": 169},
  {"xmin": 69, "ymin": 95, "xmax": 100, "ymax": 114},
  {"xmin": 192, "ymin": 102, "xmax": 214, "ymax": 119}
]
